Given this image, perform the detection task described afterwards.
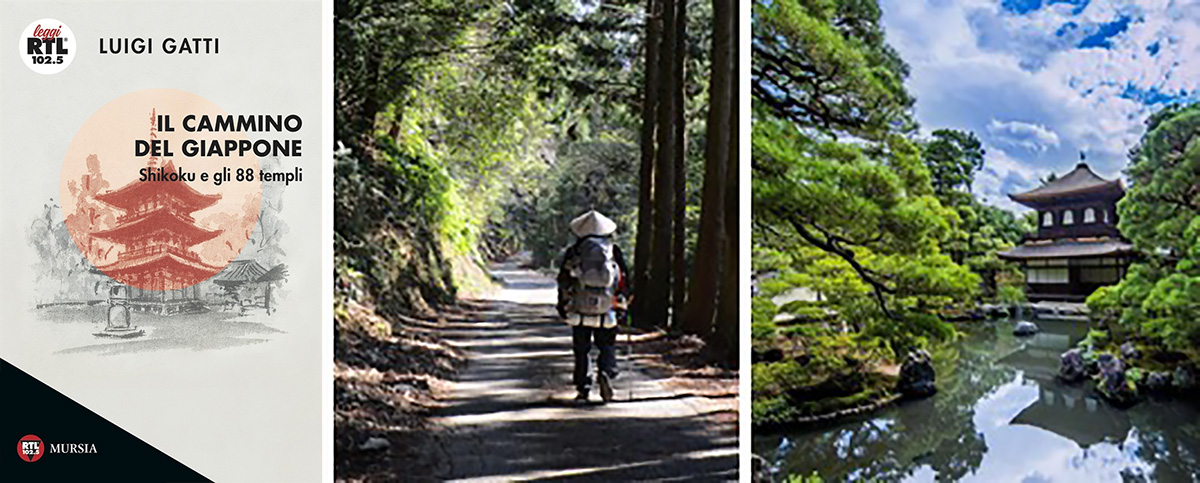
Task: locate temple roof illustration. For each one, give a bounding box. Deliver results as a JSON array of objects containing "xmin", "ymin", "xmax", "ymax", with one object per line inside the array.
[
  {"xmin": 94, "ymin": 161, "xmax": 220, "ymax": 212},
  {"xmin": 91, "ymin": 208, "xmax": 221, "ymax": 243},
  {"xmin": 212, "ymin": 260, "xmax": 269, "ymax": 284},
  {"xmin": 90, "ymin": 157, "xmax": 226, "ymax": 293}
]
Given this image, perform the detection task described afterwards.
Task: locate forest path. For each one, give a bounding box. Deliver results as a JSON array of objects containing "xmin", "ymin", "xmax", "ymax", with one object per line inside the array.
[{"xmin": 431, "ymin": 259, "xmax": 738, "ymax": 481}]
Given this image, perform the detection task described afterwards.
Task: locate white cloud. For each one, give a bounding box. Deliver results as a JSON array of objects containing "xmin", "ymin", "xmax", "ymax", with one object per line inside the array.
[
  {"xmin": 987, "ymin": 119, "xmax": 1062, "ymax": 152},
  {"xmin": 880, "ymin": 0, "xmax": 1200, "ymax": 212}
]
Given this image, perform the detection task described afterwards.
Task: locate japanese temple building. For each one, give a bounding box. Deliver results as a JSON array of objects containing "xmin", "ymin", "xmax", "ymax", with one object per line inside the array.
[
  {"xmin": 998, "ymin": 162, "xmax": 1135, "ymax": 302},
  {"xmin": 91, "ymin": 160, "xmax": 224, "ymax": 314}
]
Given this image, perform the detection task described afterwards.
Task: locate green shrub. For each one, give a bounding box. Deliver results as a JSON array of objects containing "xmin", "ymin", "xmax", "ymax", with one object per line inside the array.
[
  {"xmin": 787, "ymin": 472, "xmax": 823, "ymax": 483},
  {"xmin": 996, "ymin": 284, "xmax": 1026, "ymax": 304},
  {"xmin": 1126, "ymin": 367, "xmax": 1145, "ymax": 384},
  {"xmin": 782, "ymin": 323, "xmax": 834, "ymax": 339},
  {"xmin": 752, "ymin": 321, "xmax": 779, "ymax": 341},
  {"xmin": 752, "ymin": 297, "xmax": 779, "ymax": 327},
  {"xmin": 1079, "ymin": 329, "xmax": 1110, "ymax": 350}
]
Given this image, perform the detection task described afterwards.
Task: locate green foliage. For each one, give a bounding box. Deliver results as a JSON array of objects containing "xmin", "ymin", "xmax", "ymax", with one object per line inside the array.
[
  {"xmin": 753, "ymin": 359, "xmax": 813, "ymax": 395},
  {"xmin": 788, "ymin": 472, "xmax": 824, "ymax": 483},
  {"xmin": 1086, "ymin": 285, "xmax": 1122, "ymax": 320},
  {"xmin": 1079, "ymin": 329, "xmax": 1111, "ymax": 351},
  {"xmin": 752, "ymin": 118, "xmax": 979, "ymax": 341},
  {"xmin": 334, "ymin": 0, "xmax": 676, "ymax": 314},
  {"xmin": 334, "ymin": 144, "xmax": 458, "ymax": 313},
  {"xmin": 782, "ymin": 323, "xmax": 835, "ymax": 339},
  {"xmin": 1126, "ymin": 367, "xmax": 1145, "ymax": 384},
  {"xmin": 751, "ymin": 0, "xmax": 914, "ymax": 138},
  {"xmin": 752, "ymin": 355, "xmax": 895, "ymax": 426},
  {"xmin": 750, "ymin": 296, "xmax": 780, "ymax": 357},
  {"xmin": 752, "ymin": 297, "xmax": 779, "ymax": 331},
  {"xmin": 750, "ymin": 0, "xmax": 983, "ymax": 430},
  {"xmin": 918, "ymin": 129, "xmax": 1025, "ymax": 294},
  {"xmin": 752, "ymin": 324, "xmax": 898, "ymax": 426},
  {"xmin": 505, "ymin": 139, "xmax": 641, "ymax": 266},
  {"xmin": 486, "ymin": 0, "xmax": 719, "ymax": 271},
  {"xmin": 923, "ymin": 129, "xmax": 985, "ymax": 196},
  {"xmin": 777, "ymin": 302, "xmax": 832, "ymax": 322},
  {"xmin": 1087, "ymin": 104, "xmax": 1200, "ymax": 352},
  {"xmin": 996, "ymin": 284, "xmax": 1027, "ymax": 305},
  {"xmin": 752, "ymin": 321, "xmax": 779, "ymax": 341},
  {"xmin": 859, "ymin": 311, "xmax": 953, "ymax": 356},
  {"xmin": 334, "ymin": 0, "xmax": 499, "ymax": 142}
]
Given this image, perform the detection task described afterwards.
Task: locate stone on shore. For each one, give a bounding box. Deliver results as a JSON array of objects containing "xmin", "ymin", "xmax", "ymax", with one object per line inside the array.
[
  {"xmin": 897, "ymin": 349, "xmax": 936, "ymax": 398},
  {"xmin": 1120, "ymin": 342, "xmax": 1140, "ymax": 361},
  {"xmin": 1096, "ymin": 354, "xmax": 1139, "ymax": 407},
  {"xmin": 1013, "ymin": 321, "xmax": 1039, "ymax": 336},
  {"xmin": 1058, "ymin": 348, "xmax": 1086, "ymax": 383},
  {"xmin": 1143, "ymin": 371, "xmax": 1172, "ymax": 393},
  {"xmin": 1174, "ymin": 366, "xmax": 1197, "ymax": 392}
]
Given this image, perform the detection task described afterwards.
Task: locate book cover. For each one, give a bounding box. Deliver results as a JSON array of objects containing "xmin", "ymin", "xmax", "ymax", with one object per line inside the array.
[{"xmin": 1, "ymin": 1, "xmax": 323, "ymax": 480}]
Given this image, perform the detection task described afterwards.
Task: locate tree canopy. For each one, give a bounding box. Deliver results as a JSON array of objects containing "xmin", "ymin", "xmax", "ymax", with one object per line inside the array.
[
  {"xmin": 752, "ymin": 0, "xmax": 978, "ymax": 354},
  {"xmin": 751, "ymin": 0, "xmax": 986, "ymax": 427},
  {"xmin": 1088, "ymin": 104, "xmax": 1200, "ymax": 352}
]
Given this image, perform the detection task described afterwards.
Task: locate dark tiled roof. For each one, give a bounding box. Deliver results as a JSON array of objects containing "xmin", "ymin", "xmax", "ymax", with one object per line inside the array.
[
  {"xmin": 213, "ymin": 260, "xmax": 269, "ymax": 282},
  {"xmin": 1009, "ymin": 163, "xmax": 1122, "ymax": 204},
  {"xmin": 998, "ymin": 239, "xmax": 1135, "ymax": 260}
]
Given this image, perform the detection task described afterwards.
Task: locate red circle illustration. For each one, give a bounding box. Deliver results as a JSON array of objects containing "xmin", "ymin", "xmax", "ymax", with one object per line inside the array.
[
  {"xmin": 60, "ymin": 89, "xmax": 262, "ymax": 291},
  {"xmin": 18, "ymin": 434, "xmax": 43, "ymax": 462}
]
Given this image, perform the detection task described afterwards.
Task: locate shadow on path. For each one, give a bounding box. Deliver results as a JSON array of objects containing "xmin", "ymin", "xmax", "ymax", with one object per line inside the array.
[{"xmin": 432, "ymin": 262, "xmax": 738, "ymax": 481}]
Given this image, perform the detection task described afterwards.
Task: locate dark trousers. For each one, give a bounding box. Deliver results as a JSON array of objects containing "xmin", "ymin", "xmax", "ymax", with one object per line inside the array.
[{"xmin": 572, "ymin": 325, "xmax": 618, "ymax": 390}]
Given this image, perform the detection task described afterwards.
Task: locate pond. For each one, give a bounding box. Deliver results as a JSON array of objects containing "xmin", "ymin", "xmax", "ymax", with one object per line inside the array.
[{"xmin": 753, "ymin": 318, "xmax": 1200, "ymax": 482}]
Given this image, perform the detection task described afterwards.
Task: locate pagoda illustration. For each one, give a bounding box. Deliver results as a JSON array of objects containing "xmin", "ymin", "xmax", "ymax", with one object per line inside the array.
[
  {"xmin": 91, "ymin": 159, "xmax": 224, "ymax": 315},
  {"xmin": 998, "ymin": 160, "xmax": 1135, "ymax": 302}
]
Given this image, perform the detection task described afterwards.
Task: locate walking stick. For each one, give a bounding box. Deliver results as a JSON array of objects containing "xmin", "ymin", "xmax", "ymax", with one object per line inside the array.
[
  {"xmin": 627, "ymin": 325, "xmax": 633, "ymax": 402},
  {"xmin": 621, "ymin": 295, "xmax": 634, "ymax": 402}
]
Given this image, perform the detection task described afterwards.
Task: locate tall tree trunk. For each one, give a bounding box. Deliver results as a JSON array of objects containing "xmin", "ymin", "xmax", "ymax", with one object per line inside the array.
[
  {"xmin": 670, "ymin": 0, "xmax": 688, "ymax": 329},
  {"xmin": 633, "ymin": 0, "xmax": 662, "ymax": 327},
  {"xmin": 712, "ymin": 0, "xmax": 738, "ymax": 363},
  {"xmin": 681, "ymin": 0, "xmax": 730, "ymax": 337},
  {"xmin": 646, "ymin": 0, "xmax": 678, "ymax": 329}
]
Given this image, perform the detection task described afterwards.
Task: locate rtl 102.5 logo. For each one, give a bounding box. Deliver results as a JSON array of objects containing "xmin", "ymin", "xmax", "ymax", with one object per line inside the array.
[
  {"xmin": 18, "ymin": 434, "xmax": 44, "ymax": 463},
  {"xmin": 17, "ymin": 18, "xmax": 76, "ymax": 75}
]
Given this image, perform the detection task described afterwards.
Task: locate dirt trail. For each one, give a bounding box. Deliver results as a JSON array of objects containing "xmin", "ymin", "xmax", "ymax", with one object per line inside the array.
[{"xmin": 431, "ymin": 261, "xmax": 738, "ymax": 481}]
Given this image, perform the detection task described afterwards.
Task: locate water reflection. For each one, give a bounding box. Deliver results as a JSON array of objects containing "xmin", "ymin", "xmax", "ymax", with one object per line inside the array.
[{"xmin": 754, "ymin": 319, "xmax": 1200, "ymax": 482}]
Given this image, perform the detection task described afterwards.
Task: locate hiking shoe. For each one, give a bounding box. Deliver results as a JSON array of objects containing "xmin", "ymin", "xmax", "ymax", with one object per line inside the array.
[
  {"xmin": 598, "ymin": 372, "xmax": 614, "ymax": 403},
  {"xmin": 575, "ymin": 388, "xmax": 589, "ymax": 401}
]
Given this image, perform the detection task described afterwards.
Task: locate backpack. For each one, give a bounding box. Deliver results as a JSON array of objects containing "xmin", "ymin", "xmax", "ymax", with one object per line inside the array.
[{"xmin": 568, "ymin": 237, "xmax": 619, "ymax": 316}]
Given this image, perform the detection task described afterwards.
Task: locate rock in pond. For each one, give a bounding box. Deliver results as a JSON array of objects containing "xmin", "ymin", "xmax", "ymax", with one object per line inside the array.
[
  {"xmin": 1120, "ymin": 341, "xmax": 1140, "ymax": 361},
  {"xmin": 1143, "ymin": 371, "xmax": 1172, "ymax": 394},
  {"xmin": 1174, "ymin": 366, "xmax": 1197, "ymax": 392},
  {"xmin": 1013, "ymin": 321, "xmax": 1039, "ymax": 336},
  {"xmin": 1096, "ymin": 355, "xmax": 1139, "ymax": 407},
  {"xmin": 897, "ymin": 349, "xmax": 936, "ymax": 398},
  {"xmin": 1058, "ymin": 348, "xmax": 1086, "ymax": 383},
  {"xmin": 1084, "ymin": 350, "xmax": 1100, "ymax": 376}
]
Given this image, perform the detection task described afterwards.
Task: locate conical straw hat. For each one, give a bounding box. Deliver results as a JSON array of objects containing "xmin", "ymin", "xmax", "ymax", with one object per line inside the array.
[{"xmin": 570, "ymin": 210, "xmax": 617, "ymax": 237}]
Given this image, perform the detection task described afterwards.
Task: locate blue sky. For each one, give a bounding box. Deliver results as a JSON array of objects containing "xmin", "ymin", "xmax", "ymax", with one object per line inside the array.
[{"xmin": 880, "ymin": 0, "xmax": 1200, "ymax": 212}]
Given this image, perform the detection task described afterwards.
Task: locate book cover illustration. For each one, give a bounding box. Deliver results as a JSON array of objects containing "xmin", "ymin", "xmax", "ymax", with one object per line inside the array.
[{"xmin": 30, "ymin": 89, "xmax": 295, "ymax": 354}]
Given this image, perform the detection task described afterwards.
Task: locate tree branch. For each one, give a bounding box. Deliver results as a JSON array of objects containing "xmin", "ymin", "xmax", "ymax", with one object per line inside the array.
[{"xmin": 780, "ymin": 215, "xmax": 898, "ymax": 319}]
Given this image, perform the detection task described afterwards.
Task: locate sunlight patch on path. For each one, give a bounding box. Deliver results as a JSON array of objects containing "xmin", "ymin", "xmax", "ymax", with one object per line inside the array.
[{"xmin": 432, "ymin": 263, "xmax": 737, "ymax": 481}]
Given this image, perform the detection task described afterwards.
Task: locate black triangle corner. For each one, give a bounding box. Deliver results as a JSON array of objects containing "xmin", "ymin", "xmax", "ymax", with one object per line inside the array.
[{"xmin": 1, "ymin": 357, "xmax": 212, "ymax": 481}]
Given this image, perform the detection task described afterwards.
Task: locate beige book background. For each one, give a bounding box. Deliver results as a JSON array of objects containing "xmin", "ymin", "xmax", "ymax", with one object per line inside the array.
[{"xmin": 0, "ymin": 1, "xmax": 322, "ymax": 481}]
